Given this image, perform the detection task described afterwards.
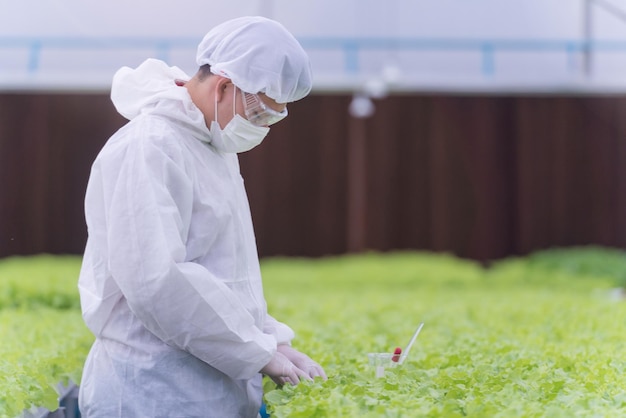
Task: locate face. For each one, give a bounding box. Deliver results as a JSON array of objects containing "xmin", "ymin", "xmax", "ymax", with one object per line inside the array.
[{"xmin": 186, "ymin": 74, "xmax": 287, "ymax": 130}]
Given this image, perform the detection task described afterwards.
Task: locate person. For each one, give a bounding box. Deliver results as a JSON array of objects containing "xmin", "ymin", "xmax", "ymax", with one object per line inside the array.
[{"xmin": 77, "ymin": 16, "xmax": 326, "ymax": 418}]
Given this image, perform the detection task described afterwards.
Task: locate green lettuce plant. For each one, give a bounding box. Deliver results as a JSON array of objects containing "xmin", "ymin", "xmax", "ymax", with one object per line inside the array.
[
  {"xmin": 1, "ymin": 248, "xmax": 625, "ymax": 417},
  {"xmin": 0, "ymin": 309, "xmax": 93, "ymax": 417},
  {"xmin": 0, "ymin": 255, "xmax": 82, "ymax": 310},
  {"xmin": 261, "ymin": 250, "xmax": 626, "ymax": 417}
]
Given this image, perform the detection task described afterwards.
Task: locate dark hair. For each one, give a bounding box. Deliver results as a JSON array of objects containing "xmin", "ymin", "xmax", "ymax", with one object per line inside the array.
[{"xmin": 197, "ymin": 64, "xmax": 213, "ymax": 81}]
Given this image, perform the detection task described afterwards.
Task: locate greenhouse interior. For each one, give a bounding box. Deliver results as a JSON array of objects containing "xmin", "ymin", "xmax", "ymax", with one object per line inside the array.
[{"xmin": 2, "ymin": 1, "xmax": 626, "ymax": 417}]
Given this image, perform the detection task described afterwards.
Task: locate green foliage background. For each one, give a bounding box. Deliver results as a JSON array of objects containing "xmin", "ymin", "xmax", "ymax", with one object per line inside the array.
[{"xmin": 1, "ymin": 247, "xmax": 625, "ymax": 417}]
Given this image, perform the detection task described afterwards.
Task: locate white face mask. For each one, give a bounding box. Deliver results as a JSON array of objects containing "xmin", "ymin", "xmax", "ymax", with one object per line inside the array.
[{"xmin": 209, "ymin": 86, "xmax": 270, "ymax": 153}]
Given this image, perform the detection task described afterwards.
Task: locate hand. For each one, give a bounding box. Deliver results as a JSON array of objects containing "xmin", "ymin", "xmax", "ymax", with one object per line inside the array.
[
  {"xmin": 260, "ymin": 351, "xmax": 311, "ymax": 386},
  {"xmin": 277, "ymin": 345, "xmax": 328, "ymax": 381}
]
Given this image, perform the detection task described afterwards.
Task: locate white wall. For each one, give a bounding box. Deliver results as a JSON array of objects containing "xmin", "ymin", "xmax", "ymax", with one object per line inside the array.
[{"xmin": 1, "ymin": 0, "xmax": 626, "ymax": 92}]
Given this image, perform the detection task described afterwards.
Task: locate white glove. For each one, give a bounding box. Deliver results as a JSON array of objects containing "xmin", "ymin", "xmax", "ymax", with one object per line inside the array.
[
  {"xmin": 260, "ymin": 351, "xmax": 311, "ymax": 386},
  {"xmin": 277, "ymin": 345, "xmax": 328, "ymax": 381}
]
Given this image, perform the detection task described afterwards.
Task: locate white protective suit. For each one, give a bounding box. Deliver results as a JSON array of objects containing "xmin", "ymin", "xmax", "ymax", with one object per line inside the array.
[{"xmin": 78, "ymin": 58, "xmax": 294, "ymax": 418}]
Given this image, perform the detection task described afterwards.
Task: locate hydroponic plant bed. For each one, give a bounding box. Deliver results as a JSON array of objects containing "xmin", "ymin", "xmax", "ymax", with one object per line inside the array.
[
  {"xmin": 1, "ymin": 247, "xmax": 625, "ymax": 418},
  {"xmin": 0, "ymin": 256, "xmax": 92, "ymax": 418},
  {"xmin": 260, "ymin": 249, "xmax": 626, "ymax": 417}
]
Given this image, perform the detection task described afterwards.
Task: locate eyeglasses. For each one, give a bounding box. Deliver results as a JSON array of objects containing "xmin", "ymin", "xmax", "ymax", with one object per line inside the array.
[{"xmin": 240, "ymin": 90, "xmax": 288, "ymax": 127}]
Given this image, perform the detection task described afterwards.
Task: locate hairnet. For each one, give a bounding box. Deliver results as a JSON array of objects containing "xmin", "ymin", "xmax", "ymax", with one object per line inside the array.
[{"xmin": 196, "ymin": 16, "xmax": 312, "ymax": 103}]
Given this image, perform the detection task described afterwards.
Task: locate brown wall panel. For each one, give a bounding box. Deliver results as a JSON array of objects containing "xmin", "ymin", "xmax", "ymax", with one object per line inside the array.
[
  {"xmin": 239, "ymin": 96, "xmax": 351, "ymax": 257},
  {"xmin": 1, "ymin": 92, "xmax": 624, "ymax": 262},
  {"xmin": 513, "ymin": 96, "xmax": 626, "ymax": 255},
  {"xmin": 0, "ymin": 94, "xmax": 124, "ymax": 256}
]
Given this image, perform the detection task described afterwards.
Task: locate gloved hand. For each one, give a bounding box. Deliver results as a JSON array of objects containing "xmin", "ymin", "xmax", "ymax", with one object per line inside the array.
[
  {"xmin": 260, "ymin": 350, "xmax": 311, "ymax": 386},
  {"xmin": 277, "ymin": 345, "xmax": 328, "ymax": 381}
]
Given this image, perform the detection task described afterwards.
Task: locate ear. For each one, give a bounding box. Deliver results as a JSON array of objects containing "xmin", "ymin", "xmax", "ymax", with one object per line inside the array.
[{"xmin": 214, "ymin": 76, "xmax": 232, "ymax": 103}]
